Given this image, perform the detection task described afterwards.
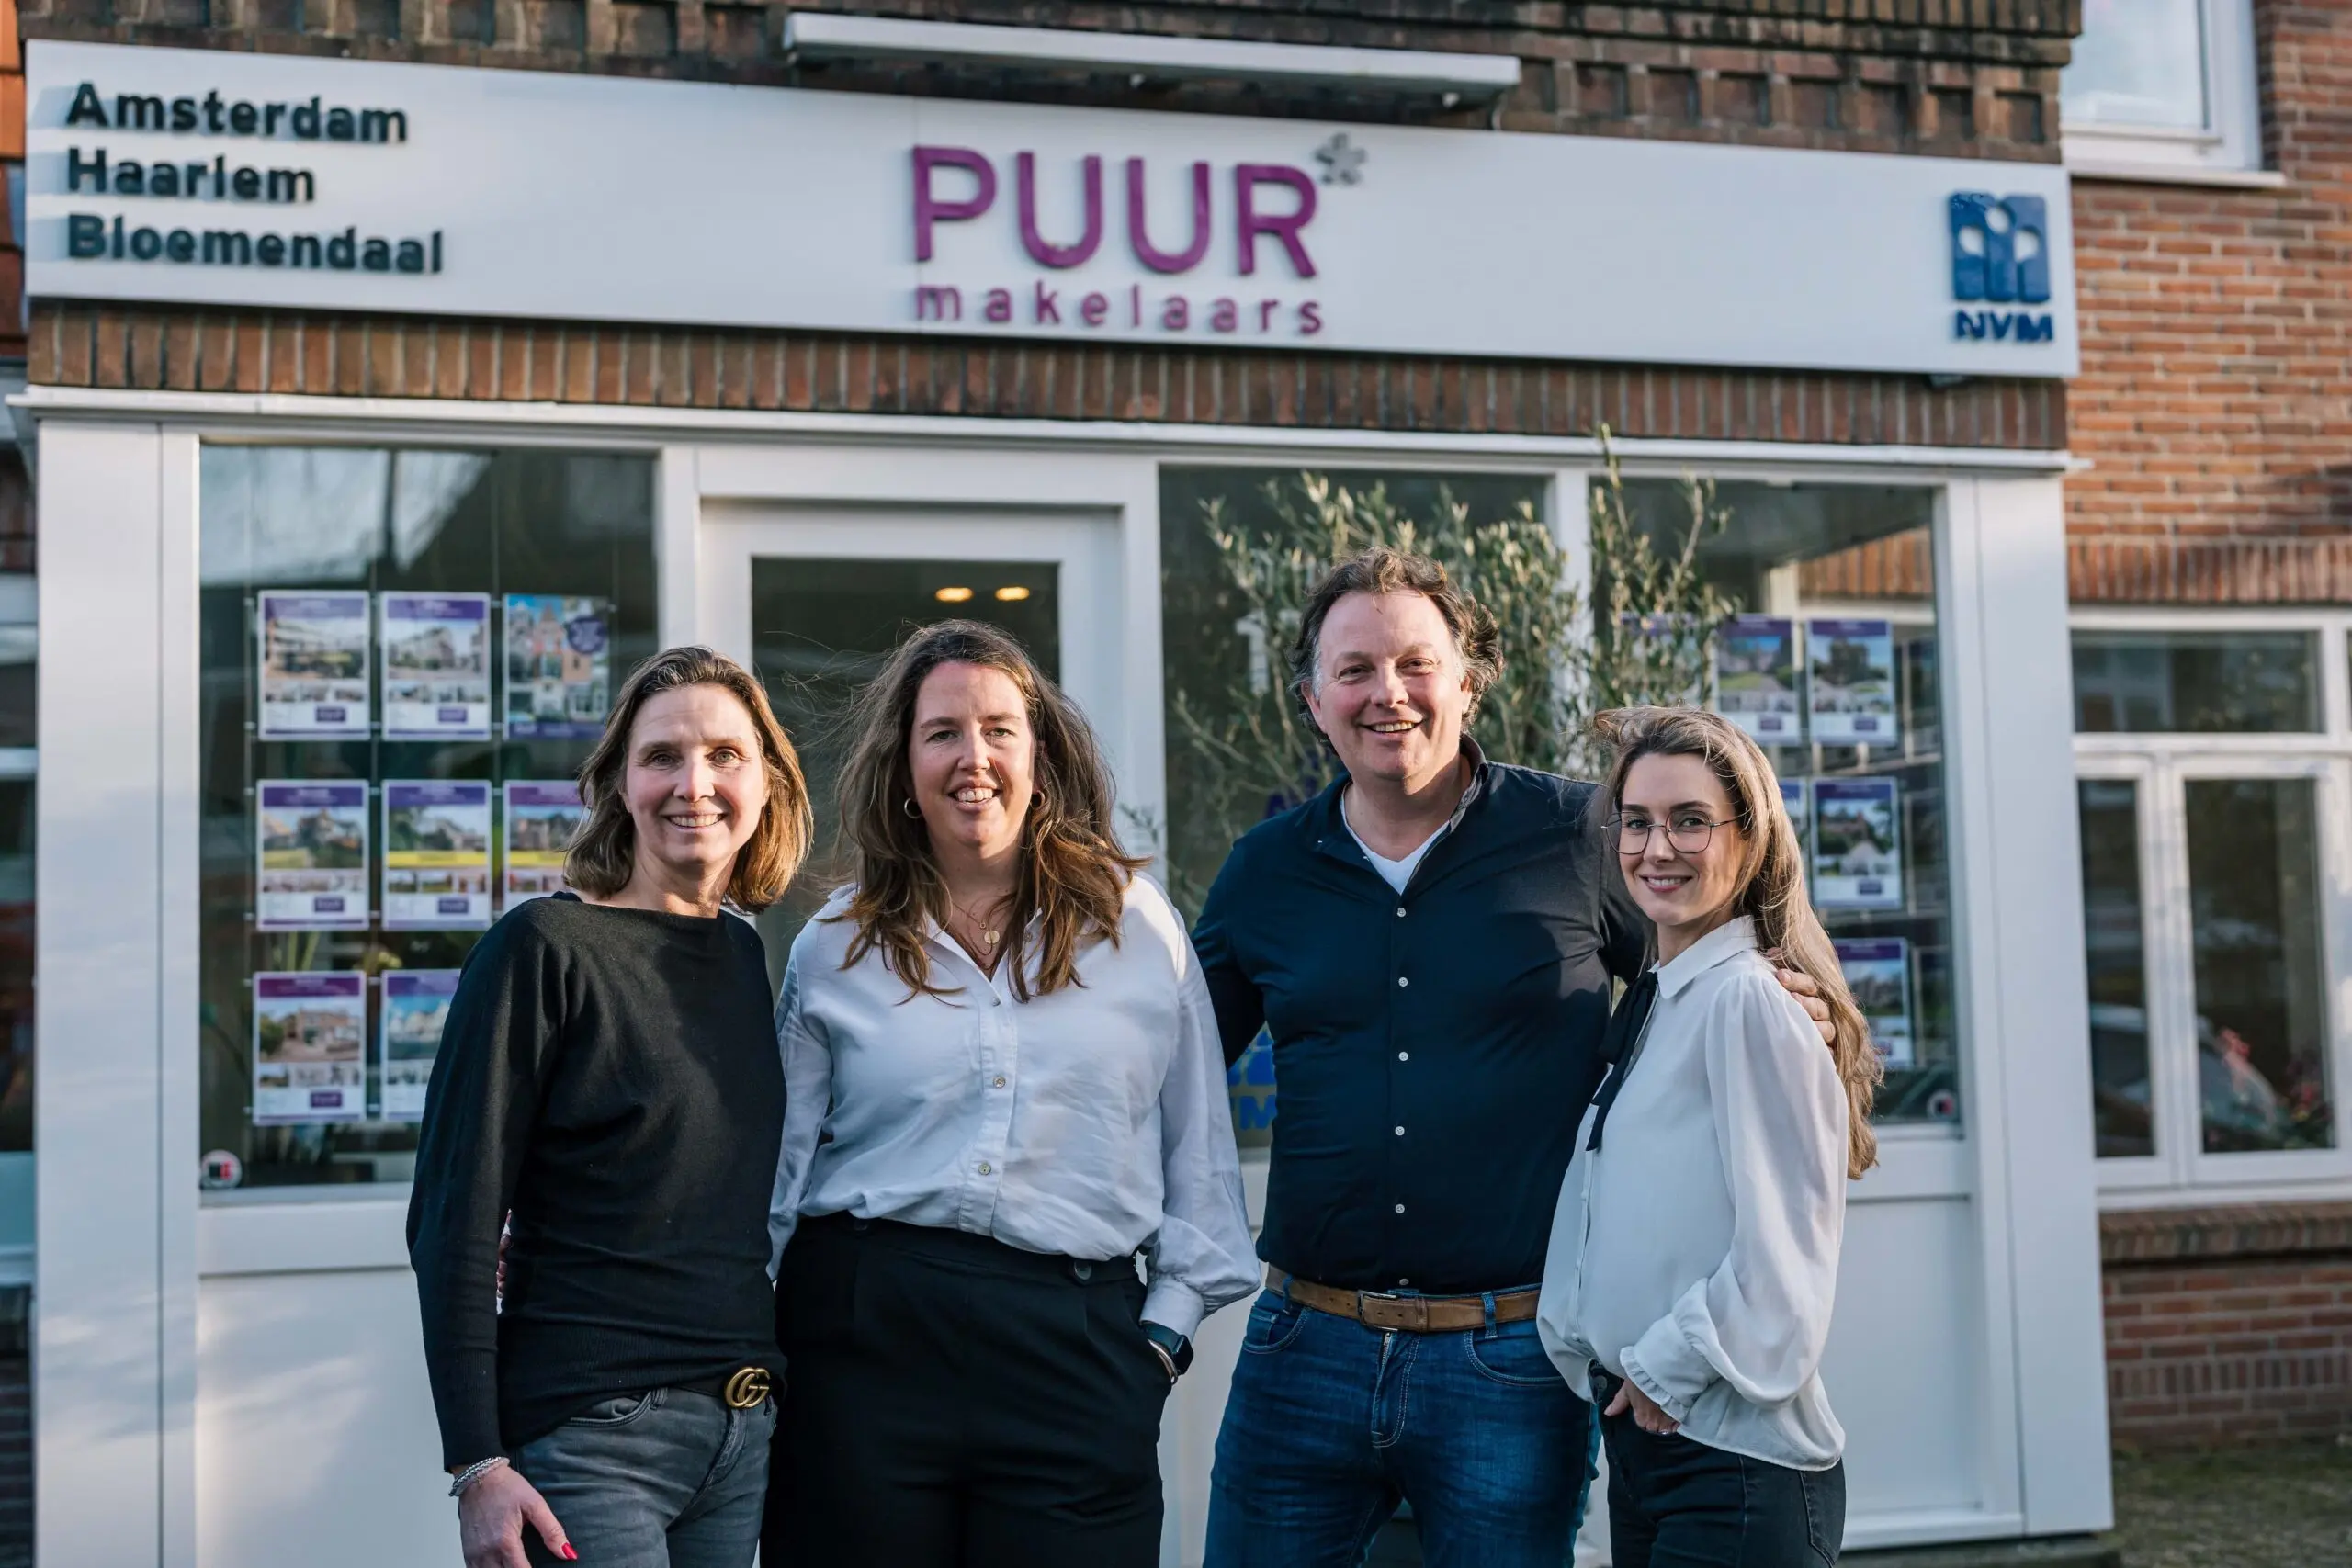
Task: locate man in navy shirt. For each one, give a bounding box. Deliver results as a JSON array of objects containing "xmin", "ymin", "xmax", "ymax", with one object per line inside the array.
[{"xmin": 1194, "ymin": 547, "xmax": 1825, "ymax": 1566}]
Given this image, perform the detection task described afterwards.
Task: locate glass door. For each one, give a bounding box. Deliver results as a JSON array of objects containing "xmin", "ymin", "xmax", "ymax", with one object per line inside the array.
[{"xmin": 695, "ymin": 509, "xmax": 1123, "ymax": 972}]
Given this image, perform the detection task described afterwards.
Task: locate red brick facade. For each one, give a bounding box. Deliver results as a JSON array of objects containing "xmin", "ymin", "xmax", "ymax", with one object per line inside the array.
[
  {"xmin": 26, "ymin": 303, "xmax": 2069, "ymax": 448},
  {"xmin": 2103, "ymin": 1206, "xmax": 2352, "ymax": 1450},
  {"xmin": 2066, "ymin": 1, "xmax": 2352, "ymax": 604}
]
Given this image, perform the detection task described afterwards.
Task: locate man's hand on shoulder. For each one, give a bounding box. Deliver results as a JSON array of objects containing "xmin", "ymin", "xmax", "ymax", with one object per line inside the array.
[{"xmin": 1764, "ymin": 951, "xmax": 1837, "ymax": 1049}]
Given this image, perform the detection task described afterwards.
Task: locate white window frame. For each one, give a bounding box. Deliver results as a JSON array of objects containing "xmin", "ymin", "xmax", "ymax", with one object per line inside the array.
[
  {"xmin": 2062, "ymin": 0, "xmax": 2276, "ymax": 187},
  {"xmin": 2074, "ymin": 606, "xmax": 2352, "ymax": 1206}
]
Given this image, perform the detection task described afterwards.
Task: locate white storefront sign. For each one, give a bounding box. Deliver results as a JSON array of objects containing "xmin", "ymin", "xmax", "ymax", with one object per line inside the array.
[{"xmin": 27, "ymin": 39, "xmax": 2078, "ymax": 378}]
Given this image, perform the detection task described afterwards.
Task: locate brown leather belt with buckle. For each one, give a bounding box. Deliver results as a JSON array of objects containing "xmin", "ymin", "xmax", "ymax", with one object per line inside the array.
[
  {"xmin": 676, "ymin": 1366, "xmax": 775, "ymax": 1409},
  {"xmin": 1267, "ymin": 1266, "xmax": 1540, "ymax": 1333}
]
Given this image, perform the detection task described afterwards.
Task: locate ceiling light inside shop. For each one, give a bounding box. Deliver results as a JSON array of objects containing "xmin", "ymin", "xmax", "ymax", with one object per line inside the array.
[
  {"xmin": 935, "ymin": 586, "xmax": 975, "ymax": 603},
  {"xmin": 994, "ymin": 586, "xmax": 1032, "ymax": 602}
]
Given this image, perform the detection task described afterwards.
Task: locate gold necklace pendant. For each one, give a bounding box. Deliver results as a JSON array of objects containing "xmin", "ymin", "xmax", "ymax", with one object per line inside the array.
[{"xmin": 982, "ymin": 928, "xmax": 1000, "ymax": 947}]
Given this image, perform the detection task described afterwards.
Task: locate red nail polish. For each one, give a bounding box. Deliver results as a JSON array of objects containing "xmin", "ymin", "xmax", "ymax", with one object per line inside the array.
[{"xmin": 560, "ymin": 1546, "xmax": 579, "ymax": 1562}]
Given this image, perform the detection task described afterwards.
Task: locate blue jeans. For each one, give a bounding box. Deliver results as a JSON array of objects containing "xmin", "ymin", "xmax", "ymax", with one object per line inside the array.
[
  {"xmin": 1206, "ymin": 1290, "xmax": 1599, "ymax": 1568},
  {"xmin": 510, "ymin": 1387, "xmax": 775, "ymax": 1568}
]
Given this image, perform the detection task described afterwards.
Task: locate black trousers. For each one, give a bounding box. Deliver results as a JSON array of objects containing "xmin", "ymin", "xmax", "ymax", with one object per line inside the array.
[
  {"xmin": 1593, "ymin": 1368, "xmax": 1845, "ymax": 1568},
  {"xmin": 763, "ymin": 1215, "xmax": 1170, "ymax": 1568}
]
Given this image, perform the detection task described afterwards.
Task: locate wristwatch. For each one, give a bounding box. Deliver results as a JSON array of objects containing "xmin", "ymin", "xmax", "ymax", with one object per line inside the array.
[{"xmin": 1142, "ymin": 1323, "xmax": 1194, "ymax": 1379}]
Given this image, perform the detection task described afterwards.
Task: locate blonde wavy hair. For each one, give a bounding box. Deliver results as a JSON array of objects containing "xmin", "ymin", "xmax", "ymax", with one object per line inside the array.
[{"xmin": 1597, "ymin": 705, "xmax": 1882, "ymax": 1178}]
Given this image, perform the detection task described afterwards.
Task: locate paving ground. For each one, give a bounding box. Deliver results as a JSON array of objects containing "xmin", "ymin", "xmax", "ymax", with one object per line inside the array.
[{"xmin": 2104, "ymin": 1441, "xmax": 2352, "ymax": 1568}]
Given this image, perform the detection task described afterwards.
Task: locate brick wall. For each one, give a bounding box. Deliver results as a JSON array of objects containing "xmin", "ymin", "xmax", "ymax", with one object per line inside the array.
[
  {"xmin": 28, "ymin": 300, "xmax": 2071, "ymax": 447},
  {"xmin": 2066, "ymin": 0, "xmax": 2352, "ymax": 604},
  {"xmin": 18, "ymin": 1, "xmax": 2079, "ymax": 162},
  {"xmin": 2103, "ymin": 1205, "xmax": 2352, "ymax": 1450}
]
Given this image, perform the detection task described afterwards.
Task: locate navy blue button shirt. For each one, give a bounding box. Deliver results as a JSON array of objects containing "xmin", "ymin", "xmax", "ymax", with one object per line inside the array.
[{"xmin": 1192, "ymin": 753, "xmax": 1647, "ymax": 1296}]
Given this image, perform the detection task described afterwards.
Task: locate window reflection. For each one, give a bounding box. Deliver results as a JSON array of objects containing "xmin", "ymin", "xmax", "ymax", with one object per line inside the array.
[
  {"xmin": 2073, "ymin": 630, "xmax": 2317, "ymax": 735},
  {"xmin": 2077, "ymin": 780, "xmax": 2154, "ymax": 1158},
  {"xmin": 198, "ymin": 447, "xmax": 658, "ymax": 1191},
  {"xmin": 2186, "ymin": 778, "xmax": 2334, "ymax": 1154},
  {"xmin": 2063, "ymin": 0, "xmax": 2209, "ymax": 131}
]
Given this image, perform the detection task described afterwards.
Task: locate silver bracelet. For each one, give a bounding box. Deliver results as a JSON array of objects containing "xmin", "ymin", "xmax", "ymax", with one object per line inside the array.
[{"xmin": 449, "ymin": 1456, "xmax": 510, "ymax": 1497}]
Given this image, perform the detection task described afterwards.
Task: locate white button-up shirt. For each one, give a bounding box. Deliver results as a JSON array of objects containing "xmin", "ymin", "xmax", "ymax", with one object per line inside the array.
[
  {"xmin": 1538, "ymin": 916, "xmax": 1849, "ymax": 1470},
  {"xmin": 769, "ymin": 875, "xmax": 1259, "ymax": 1339}
]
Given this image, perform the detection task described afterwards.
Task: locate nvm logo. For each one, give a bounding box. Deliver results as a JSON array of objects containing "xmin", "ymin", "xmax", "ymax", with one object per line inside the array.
[{"xmin": 1949, "ymin": 191, "xmax": 2053, "ymax": 344}]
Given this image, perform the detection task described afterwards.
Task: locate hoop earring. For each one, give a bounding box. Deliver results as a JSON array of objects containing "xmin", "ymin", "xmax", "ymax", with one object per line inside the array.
[{"xmin": 902, "ymin": 796, "xmax": 922, "ymax": 819}]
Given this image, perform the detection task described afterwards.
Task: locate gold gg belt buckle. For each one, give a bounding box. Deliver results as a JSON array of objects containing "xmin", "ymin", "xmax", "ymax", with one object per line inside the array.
[{"xmin": 722, "ymin": 1367, "xmax": 772, "ymax": 1409}]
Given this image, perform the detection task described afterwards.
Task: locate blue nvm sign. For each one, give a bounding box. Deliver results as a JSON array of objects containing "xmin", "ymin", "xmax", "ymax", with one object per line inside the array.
[{"xmin": 1949, "ymin": 192, "xmax": 2054, "ymax": 344}]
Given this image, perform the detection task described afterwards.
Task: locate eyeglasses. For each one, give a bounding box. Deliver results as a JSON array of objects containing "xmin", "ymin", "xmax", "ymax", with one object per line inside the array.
[{"xmin": 1611, "ymin": 815, "xmax": 1733, "ymax": 855}]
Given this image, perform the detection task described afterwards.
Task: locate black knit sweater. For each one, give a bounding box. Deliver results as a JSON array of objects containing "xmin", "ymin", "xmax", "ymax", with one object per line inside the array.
[{"xmin": 407, "ymin": 893, "xmax": 783, "ymax": 1469}]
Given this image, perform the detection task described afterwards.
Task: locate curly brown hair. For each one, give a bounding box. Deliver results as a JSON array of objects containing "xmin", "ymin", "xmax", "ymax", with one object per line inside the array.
[
  {"xmin": 1289, "ymin": 546, "xmax": 1503, "ymax": 738},
  {"xmin": 831, "ymin": 620, "xmax": 1147, "ymax": 1002},
  {"xmin": 564, "ymin": 646, "xmax": 812, "ymax": 913}
]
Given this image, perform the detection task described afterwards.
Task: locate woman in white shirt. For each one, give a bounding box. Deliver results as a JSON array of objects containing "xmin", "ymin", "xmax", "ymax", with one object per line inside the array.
[
  {"xmin": 1538, "ymin": 706, "xmax": 1881, "ymax": 1567},
  {"xmin": 763, "ymin": 619, "xmax": 1258, "ymax": 1568}
]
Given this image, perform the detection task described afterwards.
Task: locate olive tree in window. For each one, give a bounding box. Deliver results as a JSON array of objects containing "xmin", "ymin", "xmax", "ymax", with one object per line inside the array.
[{"xmin": 1160, "ymin": 434, "xmax": 1738, "ymax": 916}]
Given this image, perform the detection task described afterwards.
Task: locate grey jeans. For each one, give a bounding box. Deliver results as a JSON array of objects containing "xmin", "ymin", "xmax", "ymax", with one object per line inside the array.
[{"xmin": 510, "ymin": 1387, "xmax": 775, "ymax": 1568}]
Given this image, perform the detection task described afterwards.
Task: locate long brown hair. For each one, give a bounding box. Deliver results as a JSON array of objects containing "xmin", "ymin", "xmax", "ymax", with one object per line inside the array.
[
  {"xmin": 565, "ymin": 646, "xmax": 813, "ymax": 913},
  {"xmin": 832, "ymin": 620, "xmax": 1147, "ymax": 1001},
  {"xmin": 1596, "ymin": 705, "xmax": 1881, "ymax": 1178}
]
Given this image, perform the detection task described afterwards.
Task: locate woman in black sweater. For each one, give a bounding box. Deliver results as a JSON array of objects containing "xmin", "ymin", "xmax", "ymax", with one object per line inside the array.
[{"xmin": 409, "ymin": 646, "xmax": 811, "ymax": 1568}]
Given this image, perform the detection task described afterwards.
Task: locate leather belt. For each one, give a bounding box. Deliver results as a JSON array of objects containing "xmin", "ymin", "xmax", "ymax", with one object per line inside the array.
[
  {"xmin": 674, "ymin": 1366, "xmax": 775, "ymax": 1410},
  {"xmin": 1267, "ymin": 1266, "xmax": 1539, "ymax": 1333}
]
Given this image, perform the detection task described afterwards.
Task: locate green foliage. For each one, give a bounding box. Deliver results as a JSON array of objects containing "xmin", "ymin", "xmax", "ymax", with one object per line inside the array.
[{"xmin": 1160, "ymin": 432, "xmax": 1742, "ymax": 917}]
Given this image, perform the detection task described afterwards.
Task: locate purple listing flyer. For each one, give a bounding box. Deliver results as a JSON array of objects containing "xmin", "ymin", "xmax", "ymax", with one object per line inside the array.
[
  {"xmin": 382, "ymin": 781, "xmax": 493, "ymax": 930},
  {"xmin": 503, "ymin": 781, "xmax": 585, "ymax": 906},
  {"xmin": 504, "ymin": 594, "xmax": 613, "ymax": 739},
  {"xmin": 256, "ymin": 781, "xmax": 370, "ymax": 931},
  {"xmin": 257, "ymin": 590, "xmax": 372, "ymax": 738},
  {"xmin": 1833, "ymin": 937, "xmax": 1915, "ymax": 1070},
  {"xmin": 253, "ymin": 971, "xmax": 368, "ymax": 1126},
  {"xmin": 1810, "ymin": 776, "xmax": 1904, "ymax": 909},
  {"xmin": 381, "ymin": 969, "xmax": 459, "ymax": 1122},
  {"xmin": 1805, "ymin": 618, "xmax": 1900, "ymax": 747},
  {"xmin": 381, "ymin": 592, "xmax": 492, "ymax": 739}
]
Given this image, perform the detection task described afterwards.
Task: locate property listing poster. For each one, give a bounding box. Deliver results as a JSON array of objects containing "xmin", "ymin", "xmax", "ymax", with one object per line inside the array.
[
  {"xmin": 1780, "ymin": 777, "xmax": 1809, "ymax": 871},
  {"xmin": 381, "ymin": 592, "xmax": 492, "ymax": 739},
  {"xmin": 382, "ymin": 781, "xmax": 493, "ymax": 930},
  {"xmin": 1716, "ymin": 616, "xmax": 1803, "ymax": 744},
  {"xmin": 505, "ymin": 595, "xmax": 613, "ymax": 739},
  {"xmin": 504, "ymin": 781, "xmax": 584, "ymax": 905},
  {"xmin": 253, "ymin": 971, "xmax": 368, "ymax": 1125},
  {"xmin": 256, "ymin": 591, "xmax": 372, "ymax": 738},
  {"xmin": 1834, "ymin": 937, "xmax": 1916, "ymax": 1069},
  {"xmin": 255, "ymin": 781, "xmax": 370, "ymax": 931},
  {"xmin": 1811, "ymin": 776, "xmax": 1904, "ymax": 908},
  {"xmin": 1806, "ymin": 619, "xmax": 1899, "ymax": 747},
  {"xmin": 380, "ymin": 969, "xmax": 459, "ymax": 1122}
]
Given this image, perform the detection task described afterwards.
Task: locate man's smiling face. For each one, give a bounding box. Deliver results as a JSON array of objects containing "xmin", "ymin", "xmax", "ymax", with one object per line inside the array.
[{"xmin": 1303, "ymin": 589, "xmax": 1475, "ymax": 793}]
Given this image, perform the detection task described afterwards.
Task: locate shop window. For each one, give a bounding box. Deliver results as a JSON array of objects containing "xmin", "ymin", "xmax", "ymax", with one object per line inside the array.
[
  {"xmin": 198, "ymin": 447, "xmax": 657, "ymax": 1193},
  {"xmin": 1622, "ymin": 480, "xmax": 1960, "ymax": 1131},
  {"xmin": 2062, "ymin": 0, "xmax": 2264, "ymax": 179},
  {"xmin": 2072, "ymin": 629, "xmax": 2318, "ymax": 735},
  {"xmin": 2185, "ymin": 778, "xmax": 2333, "ymax": 1154},
  {"xmin": 2078, "ymin": 779, "xmax": 2154, "ymax": 1158},
  {"xmin": 1158, "ymin": 469, "xmax": 1957, "ymax": 1138}
]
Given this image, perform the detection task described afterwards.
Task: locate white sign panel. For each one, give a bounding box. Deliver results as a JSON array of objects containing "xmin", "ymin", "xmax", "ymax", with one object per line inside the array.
[{"xmin": 25, "ymin": 40, "xmax": 2077, "ymax": 377}]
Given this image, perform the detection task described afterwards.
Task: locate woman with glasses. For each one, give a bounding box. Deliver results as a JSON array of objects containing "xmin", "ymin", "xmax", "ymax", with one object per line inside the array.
[
  {"xmin": 1539, "ymin": 706, "xmax": 1879, "ymax": 1567},
  {"xmin": 764, "ymin": 619, "xmax": 1257, "ymax": 1568}
]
